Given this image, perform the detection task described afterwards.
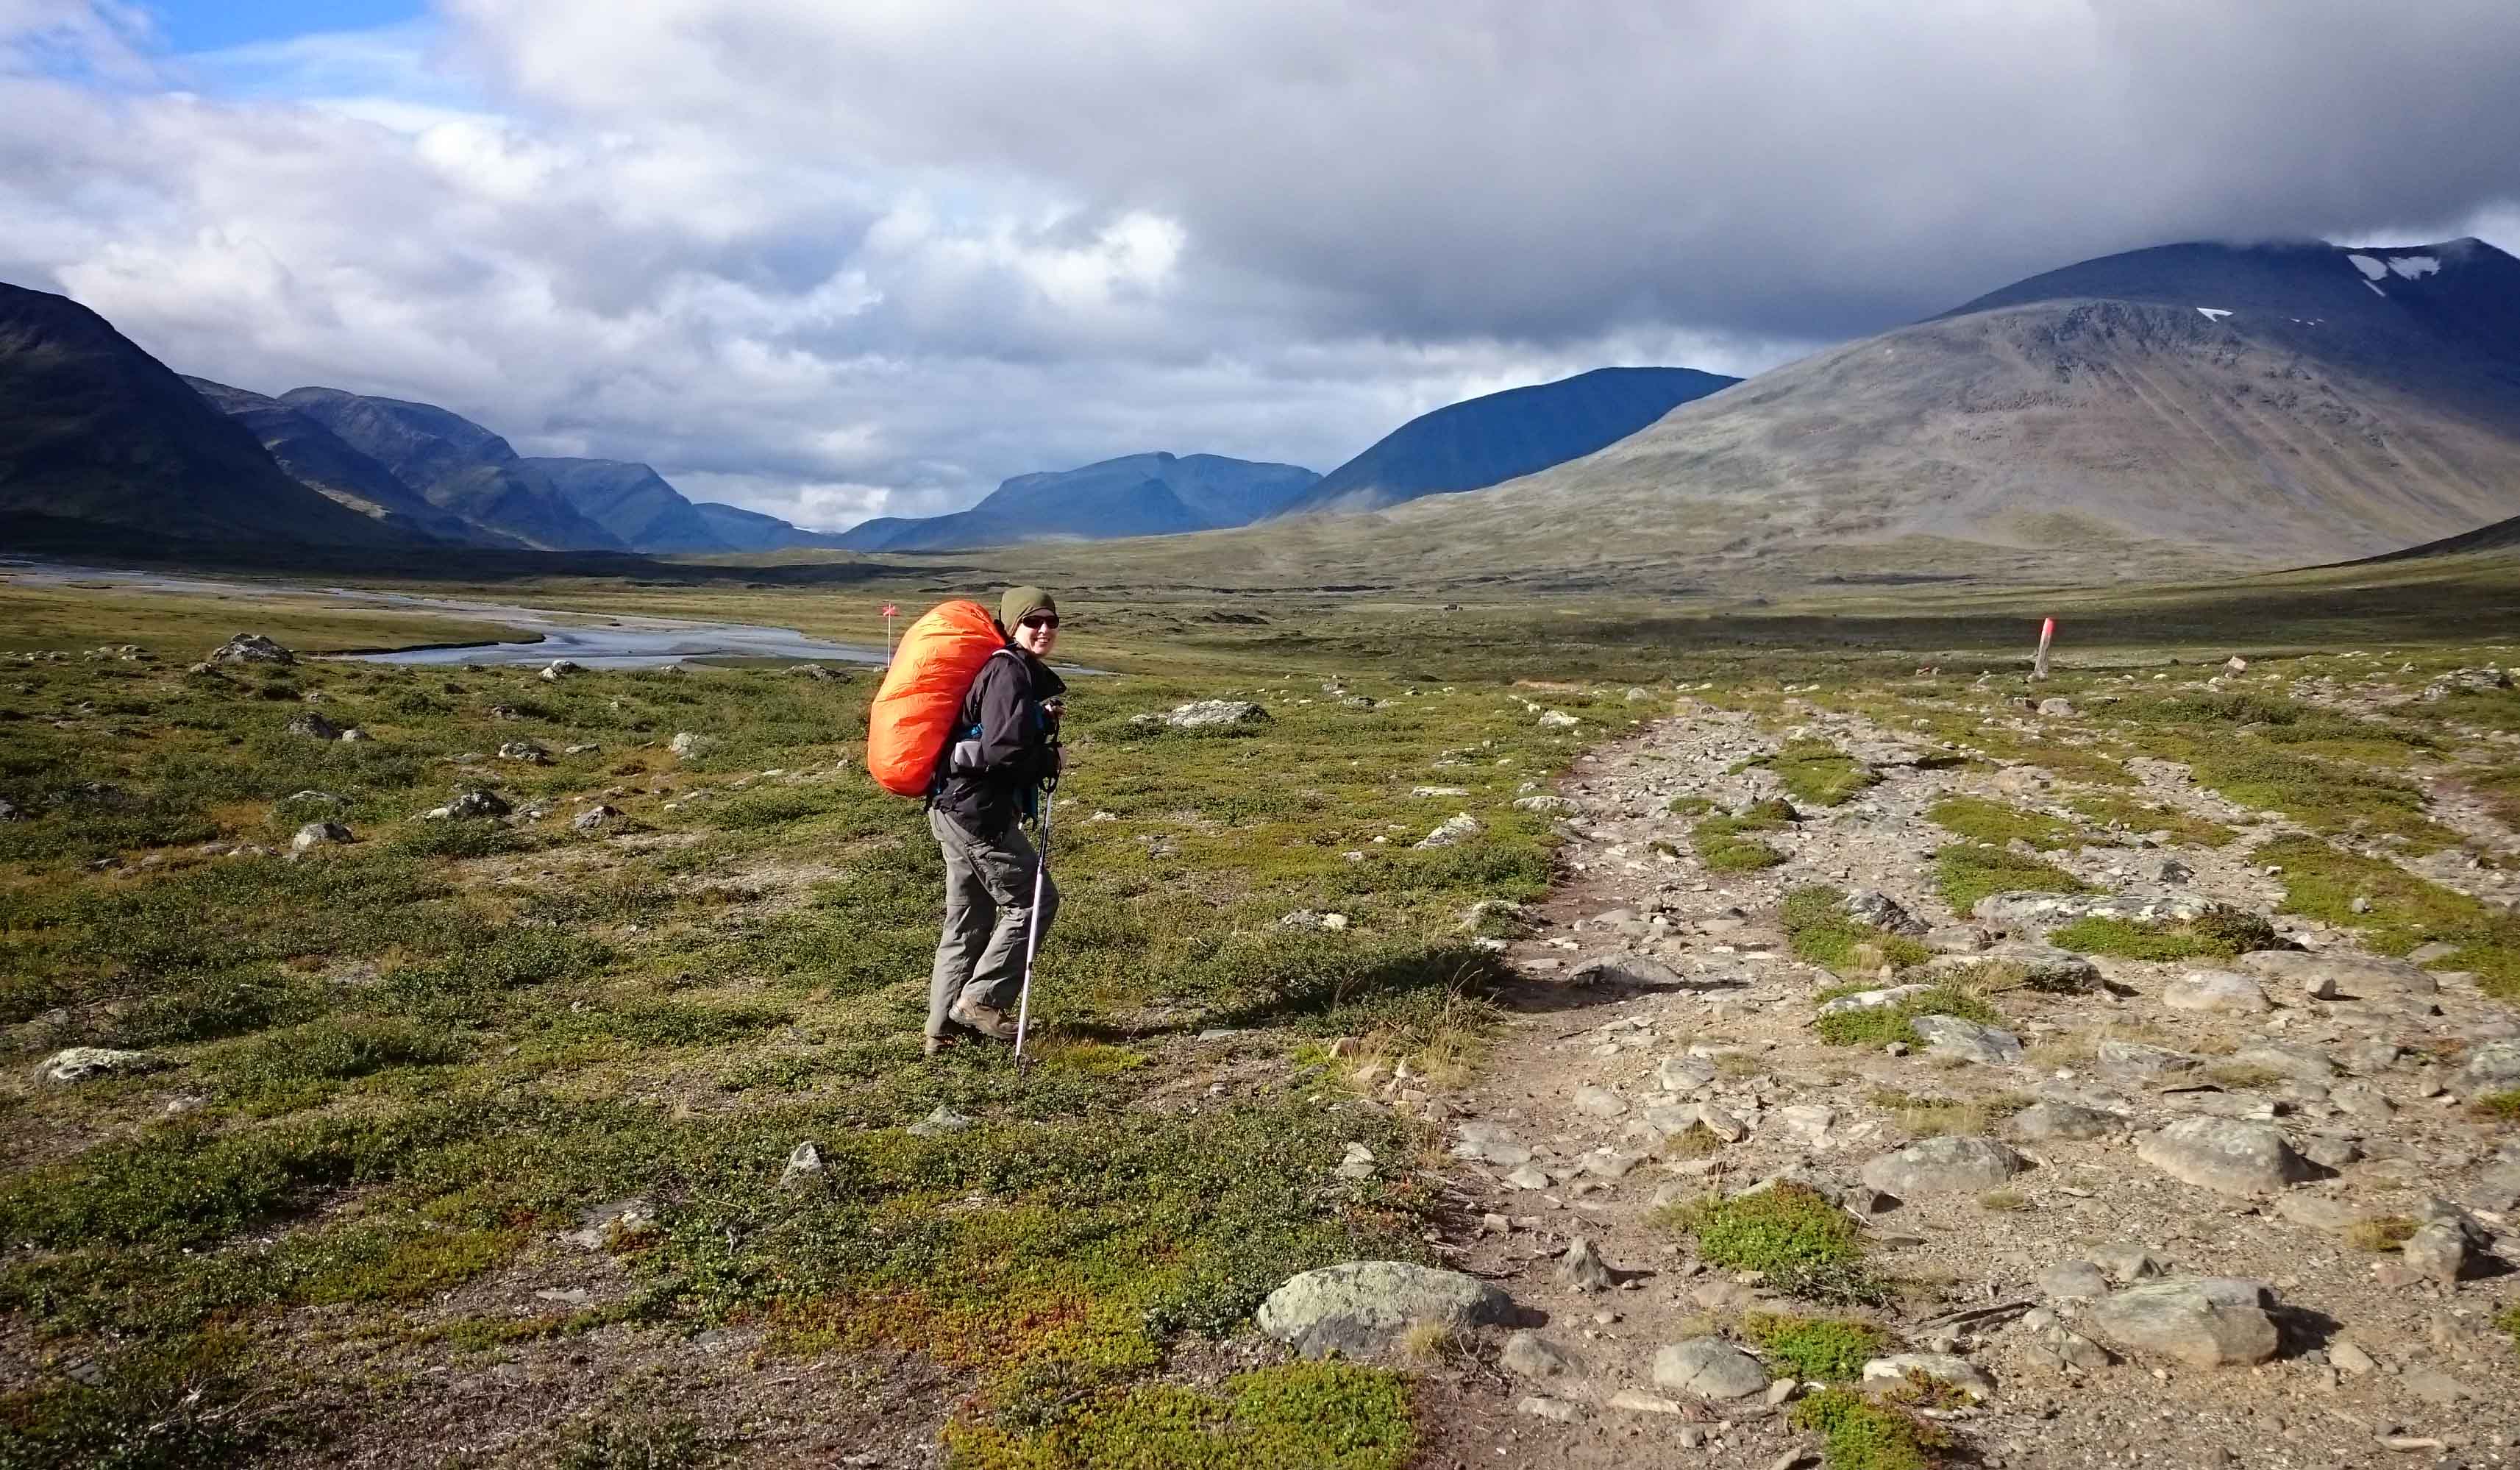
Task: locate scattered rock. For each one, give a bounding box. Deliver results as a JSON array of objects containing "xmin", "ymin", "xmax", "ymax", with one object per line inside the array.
[
  {"xmin": 424, "ymin": 789, "xmax": 511, "ymax": 820},
  {"xmin": 1559, "ymin": 1237, "xmax": 1615, "ymax": 1292},
  {"xmin": 1862, "ymin": 1353, "xmax": 1993, "ymax": 1401},
  {"xmin": 1651, "ymin": 1338, "xmax": 1770, "ymax": 1399},
  {"xmin": 2009, "ymin": 1102, "xmax": 2126, "ymax": 1142},
  {"xmin": 1161, "ymin": 700, "xmax": 1270, "ymax": 729},
  {"xmin": 1606, "ymin": 1388, "xmax": 1683, "ymax": 1414},
  {"xmin": 1572, "ymin": 1084, "xmax": 1629, "ymax": 1118},
  {"xmin": 2085, "ymin": 1277, "xmax": 2280, "ymax": 1368},
  {"xmin": 1537, "ymin": 709, "xmax": 1580, "ymax": 729},
  {"xmin": 210, "ymin": 633, "xmax": 293, "ymax": 665},
  {"xmin": 35, "ymin": 1047, "xmax": 165, "ymax": 1084},
  {"xmin": 1568, "ymin": 954, "xmax": 1687, "ymax": 988},
  {"xmin": 290, "ymin": 820, "xmax": 354, "ymax": 852},
  {"xmin": 779, "ymin": 1141, "xmax": 825, "ymax": 1189},
  {"xmin": 2161, "ymin": 970, "xmax": 2271, "ymax": 1014},
  {"xmin": 1656, "ymin": 1054, "xmax": 1719, "ymax": 1093},
  {"xmin": 2461, "ymin": 1038, "xmax": 2520, "ymax": 1090},
  {"xmin": 668, "ymin": 731, "xmax": 715, "ymax": 759},
  {"xmin": 539, "ymin": 659, "xmax": 581, "ymax": 681},
  {"xmin": 2035, "ymin": 698, "xmax": 2075, "ymax": 718},
  {"xmin": 1452, "ymin": 1122, "xmax": 1533, "ymax": 1167},
  {"xmin": 1514, "ymin": 1395, "xmax": 1581, "ymax": 1423},
  {"xmin": 1845, "ymin": 889, "xmax": 1927, "ymax": 935},
  {"xmin": 1860, "ymin": 1136, "xmax": 2029, "ymax": 1198},
  {"xmin": 1336, "ymin": 1143, "xmax": 1377, "ymax": 1180},
  {"xmin": 1502, "ymin": 1331, "xmax": 1584, "ymax": 1380},
  {"xmin": 2090, "ymin": 1243, "xmax": 2172, "ymax": 1283},
  {"xmin": 2037, "ymin": 1260, "xmax": 2110, "ymax": 1300},
  {"xmin": 1910, "ymin": 1014, "xmax": 2024, "ymax": 1065},
  {"xmin": 1414, "ymin": 814, "xmax": 1482, "ymax": 848},
  {"xmin": 908, "ymin": 1106, "xmax": 972, "ymax": 1137},
  {"xmin": 572, "ymin": 804, "xmax": 622, "ymax": 831},
  {"xmin": 1253, "ymin": 1262, "xmax": 1516, "ymax": 1359},
  {"xmin": 2236, "ymin": 949, "xmax": 2435, "ymax": 997},
  {"xmin": 2135, "ymin": 1117, "xmax": 2313, "ymax": 1196},
  {"xmin": 285, "ymin": 711, "xmax": 341, "ymax": 741},
  {"xmin": 498, "ymin": 740, "xmax": 552, "ymax": 764},
  {"xmin": 2096, "ymin": 1040, "xmax": 2200, "ymax": 1081}
]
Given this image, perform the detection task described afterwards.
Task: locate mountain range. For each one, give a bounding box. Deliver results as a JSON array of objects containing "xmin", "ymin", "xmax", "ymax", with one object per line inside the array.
[{"xmin": 7, "ymin": 234, "xmax": 2520, "ymax": 585}]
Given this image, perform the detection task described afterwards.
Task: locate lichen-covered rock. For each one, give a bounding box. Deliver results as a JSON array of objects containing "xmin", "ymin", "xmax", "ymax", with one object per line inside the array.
[
  {"xmin": 2009, "ymin": 1102, "xmax": 2126, "ymax": 1142},
  {"xmin": 285, "ymin": 711, "xmax": 341, "ymax": 741},
  {"xmin": 2236, "ymin": 949, "xmax": 2435, "ymax": 996},
  {"xmin": 291, "ymin": 820, "xmax": 354, "ymax": 852},
  {"xmin": 210, "ymin": 633, "xmax": 293, "ymax": 665},
  {"xmin": 1859, "ymin": 1136, "xmax": 2030, "ymax": 1197},
  {"xmin": 1255, "ymin": 1262, "xmax": 1516, "ymax": 1358},
  {"xmin": 35, "ymin": 1048, "xmax": 166, "ymax": 1084},
  {"xmin": 1651, "ymin": 1338, "xmax": 1770, "ymax": 1399},
  {"xmin": 1414, "ymin": 814, "xmax": 1481, "ymax": 849},
  {"xmin": 2085, "ymin": 1277, "xmax": 2280, "ymax": 1368},
  {"xmin": 424, "ymin": 789, "xmax": 511, "ymax": 820},
  {"xmin": 1862, "ymin": 1353, "xmax": 1994, "ymax": 1401},
  {"xmin": 1164, "ymin": 700, "xmax": 1270, "ymax": 729},
  {"xmin": 2135, "ymin": 1117, "xmax": 2313, "ymax": 1196},
  {"xmin": 2161, "ymin": 970, "xmax": 2271, "ymax": 1014},
  {"xmin": 1910, "ymin": 1014, "xmax": 2023, "ymax": 1064}
]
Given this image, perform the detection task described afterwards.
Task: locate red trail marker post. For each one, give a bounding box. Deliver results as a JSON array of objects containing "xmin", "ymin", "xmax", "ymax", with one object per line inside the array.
[
  {"xmin": 2033, "ymin": 617, "xmax": 2054, "ymax": 681},
  {"xmin": 880, "ymin": 603, "xmax": 899, "ymax": 667}
]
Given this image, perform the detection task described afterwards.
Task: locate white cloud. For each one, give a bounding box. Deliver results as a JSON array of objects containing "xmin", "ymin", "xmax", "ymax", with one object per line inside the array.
[{"xmin": 3, "ymin": 1, "xmax": 2516, "ymax": 531}]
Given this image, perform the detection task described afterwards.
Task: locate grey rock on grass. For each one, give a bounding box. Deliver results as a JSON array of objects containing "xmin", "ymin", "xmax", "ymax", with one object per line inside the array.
[
  {"xmin": 1860, "ymin": 1136, "xmax": 2029, "ymax": 1197},
  {"xmin": 1862, "ymin": 1353, "xmax": 1993, "ymax": 1400},
  {"xmin": 285, "ymin": 711, "xmax": 341, "ymax": 741},
  {"xmin": 2085, "ymin": 1277, "xmax": 2280, "ymax": 1368},
  {"xmin": 2236, "ymin": 949, "xmax": 2435, "ymax": 996},
  {"xmin": 2161, "ymin": 970, "xmax": 2271, "ymax": 1014},
  {"xmin": 35, "ymin": 1047, "xmax": 165, "ymax": 1084},
  {"xmin": 1502, "ymin": 1330, "xmax": 1584, "ymax": 1380},
  {"xmin": 1910, "ymin": 1014, "xmax": 2023, "ymax": 1064},
  {"xmin": 291, "ymin": 820, "xmax": 354, "ymax": 852},
  {"xmin": 2009, "ymin": 1102, "xmax": 2126, "ymax": 1142},
  {"xmin": 426, "ymin": 789, "xmax": 511, "ymax": 820},
  {"xmin": 1415, "ymin": 814, "xmax": 1482, "ymax": 849},
  {"xmin": 1651, "ymin": 1338, "xmax": 1770, "ymax": 1399},
  {"xmin": 1255, "ymin": 1262, "xmax": 1516, "ymax": 1358},
  {"xmin": 210, "ymin": 633, "xmax": 293, "ymax": 664},
  {"xmin": 1158, "ymin": 700, "xmax": 1268, "ymax": 729},
  {"xmin": 2135, "ymin": 1118, "xmax": 2313, "ymax": 1196}
]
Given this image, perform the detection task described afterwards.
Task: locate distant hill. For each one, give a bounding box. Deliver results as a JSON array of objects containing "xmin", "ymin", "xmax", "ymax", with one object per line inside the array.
[
  {"xmin": 1274, "ymin": 366, "xmax": 1740, "ymax": 516},
  {"xmin": 275, "ymin": 388, "xmax": 627, "ymax": 552},
  {"xmin": 1078, "ymin": 237, "xmax": 2520, "ymax": 591},
  {"xmin": 184, "ymin": 377, "xmax": 518, "ymax": 547},
  {"xmin": 522, "ymin": 458, "xmax": 740, "ymax": 553},
  {"xmin": 0, "ymin": 282, "xmax": 421, "ymax": 548},
  {"xmin": 836, "ymin": 452, "xmax": 1319, "ymax": 552},
  {"xmin": 688, "ymin": 500, "xmax": 853, "ymax": 552}
]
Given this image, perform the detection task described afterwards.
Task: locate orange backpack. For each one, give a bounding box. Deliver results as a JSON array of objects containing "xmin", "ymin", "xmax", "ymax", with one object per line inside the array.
[{"xmin": 866, "ymin": 600, "xmax": 1007, "ymax": 797}]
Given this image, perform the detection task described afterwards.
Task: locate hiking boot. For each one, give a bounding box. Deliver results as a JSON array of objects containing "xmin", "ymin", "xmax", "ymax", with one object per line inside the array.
[{"xmin": 947, "ymin": 999, "xmax": 1018, "ymax": 1043}]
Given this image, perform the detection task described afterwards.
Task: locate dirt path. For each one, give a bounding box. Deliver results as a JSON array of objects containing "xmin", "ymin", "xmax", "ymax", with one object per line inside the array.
[{"xmin": 1412, "ymin": 699, "xmax": 2520, "ymax": 1470}]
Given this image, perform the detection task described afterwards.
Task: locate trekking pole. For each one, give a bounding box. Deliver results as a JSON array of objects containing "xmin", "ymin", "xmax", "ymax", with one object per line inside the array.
[{"xmin": 1012, "ymin": 789, "xmax": 1052, "ymax": 1066}]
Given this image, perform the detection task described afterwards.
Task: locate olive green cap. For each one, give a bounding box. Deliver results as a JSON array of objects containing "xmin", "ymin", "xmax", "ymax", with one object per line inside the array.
[{"xmin": 998, "ymin": 586, "xmax": 1056, "ymax": 632}]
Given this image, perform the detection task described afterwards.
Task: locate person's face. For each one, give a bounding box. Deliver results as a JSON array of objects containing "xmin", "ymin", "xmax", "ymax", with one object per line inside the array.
[{"xmin": 1014, "ymin": 610, "xmax": 1059, "ymax": 656}]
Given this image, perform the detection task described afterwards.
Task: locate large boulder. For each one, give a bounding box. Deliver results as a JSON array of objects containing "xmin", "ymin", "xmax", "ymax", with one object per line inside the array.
[
  {"xmin": 285, "ymin": 711, "xmax": 341, "ymax": 741},
  {"xmin": 2135, "ymin": 1118, "xmax": 2313, "ymax": 1196},
  {"xmin": 210, "ymin": 633, "xmax": 293, "ymax": 665},
  {"xmin": 2463, "ymin": 1039, "xmax": 2520, "ymax": 1091},
  {"xmin": 1860, "ymin": 1136, "xmax": 2030, "ymax": 1197},
  {"xmin": 291, "ymin": 820, "xmax": 354, "ymax": 852},
  {"xmin": 1569, "ymin": 954, "xmax": 1687, "ymax": 989},
  {"xmin": 2008, "ymin": 1102, "xmax": 2127, "ymax": 1142},
  {"xmin": 1651, "ymin": 1338, "xmax": 1770, "ymax": 1399},
  {"xmin": 1254, "ymin": 1262, "xmax": 1516, "ymax": 1359},
  {"xmin": 35, "ymin": 1048, "xmax": 165, "ymax": 1084},
  {"xmin": 2085, "ymin": 1278, "xmax": 2280, "ymax": 1368}
]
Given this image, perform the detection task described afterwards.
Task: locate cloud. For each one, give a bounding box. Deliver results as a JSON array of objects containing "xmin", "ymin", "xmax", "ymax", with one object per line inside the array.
[{"xmin": 4, "ymin": 1, "xmax": 2515, "ymax": 530}]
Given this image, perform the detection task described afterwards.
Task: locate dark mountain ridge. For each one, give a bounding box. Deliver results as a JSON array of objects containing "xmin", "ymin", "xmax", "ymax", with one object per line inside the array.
[
  {"xmin": 275, "ymin": 388, "xmax": 627, "ymax": 552},
  {"xmin": 1273, "ymin": 366, "xmax": 1741, "ymax": 516},
  {"xmin": 836, "ymin": 451, "xmax": 1320, "ymax": 552},
  {"xmin": 0, "ymin": 282, "xmax": 419, "ymax": 548}
]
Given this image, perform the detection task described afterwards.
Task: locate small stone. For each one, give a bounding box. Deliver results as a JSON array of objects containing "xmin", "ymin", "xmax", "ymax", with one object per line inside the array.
[
  {"xmin": 2400, "ymin": 1221, "xmax": 2473, "ymax": 1285},
  {"xmin": 668, "ymin": 731, "xmax": 714, "ymax": 759},
  {"xmin": 1572, "ymin": 1084, "xmax": 1629, "ymax": 1118},
  {"xmin": 285, "ymin": 711, "xmax": 341, "ymax": 741},
  {"xmin": 1652, "ymin": 1338, "xmax": 1771, "ymax": 1399},
  {"xmin": 1515, "ymin": 1395, "xmax": 1581, "ymax": 1423},
  {"xmin": 2403, "ymin": 1369, "xmax": 2472, "ymax": 1406},
  {"xmin": 290, "ymin": 820, "xmax": 353, "ymax": 852},
  {"xmin": 2161, "ymin": 970, "xmax": 2271, "ymax": 1015},
  {"xmin": 2090, "ymin": 1243, "xmax": 2173, "ymax": 1282},
  {"xmin": 1559, "ymin": 1236, "xmax": 1616, "ymax": 1292},
  {"xmin": 1862, "ymin": 1353, "xmax": 1994, "ymax": 1401},
  {"xmin": 1910, "ymin": 1014, "xmax": 2024, "ymax": 1064},
  {"xmin": 2329, "ymin": 1341, "xmax": 2377, "ymax": 1374},
  {"xmin": 1453, "ymin": 1121, "xmax": 1533, "ymax": 1166},
  {"xmin": 908, "ymin": 1106, "xmax": 972, "ymax": 1137},
  {"xmin": 1606, "ymin": 1388, "xmax": 1682, "ymax": 1414},
  {"xmin": 1336, "ymin": 1143, "xmax": 1377, "ymax": 1179},
  {"xmin": 1502, "ymin": 1163, "xmax": 1552, "ymax": 1190},
  {"xmin": 572, "ymin": 804, "xmax": 622, "ymax": 831},
  {"xmin": 1657, "ymin": 1054, "xmax": 1719, "ymax": 1093},
  {"xmin": 2009, "ymin": 1102, "xmax": 2126, "ymax": 1142},
  {"xmin": 779, "ymin": 1140, "xmax": 825, "ymax": 1188},
  {"xmin": 1501, "ymin": 1330, "xmax": 1584, "ymax": 1380},
  {"xmin": 1414, "ymin": 813, "xmax": 1482, "ymax": 848}
]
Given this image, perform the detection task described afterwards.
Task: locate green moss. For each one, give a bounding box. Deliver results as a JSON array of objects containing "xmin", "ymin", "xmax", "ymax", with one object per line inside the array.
[
  {"xmin": 2188, "ymin": 747, "xmax": 2454, "ymax": 852},
  {"xmin": 554, "ymin": 1413, "xmax": 724, "ymax": 1470},
  {"xmin": 1932, "ymin": 843, "xmax": 2087, "ymax": 915},
  {"xmin": 0, "ymin": 1331, "xmax": 274, "ymax": 1470},
  {"xmin": 2471, "ymin": 1091, "xmax": 2520, "ymax": 1122},
  {"xmin": 1790, "ymin": 1388, "xmax": 1953, "ymax": 1470},
  {"xmin": 2063, "ymin": 793, "xmax": 2235, "ymax": 848},
  {"xmin": 1812, "ymin": 984, "xmax": 1998, "ymax": 1048},
  {"xmin": 1926, "ymin": 795, "xmax": 2079, "ymax": 851},
  {"xmin": 2260, "ymin": 836, "xmax": 2520, "ymax": 999},
  {"xmin": 1781, "ymin": 887, "xmax": 1930, "ymax": 974},
  {"xmin": 1693, "ymin": 802, "xmax": 1793, "ymax": 872},
  {"xmin": 947, "ymin": 1362, "xmax": 1414, "ymax": 1470},
  {"xmin": 1768, "ymin": 741, "xmax": 1882, "ymax": 808},
  {"xmin": 1665, "ymin": 1184, "xmax": 1883, "ymax": 1304},
  {"xmin": 1742, "ymin": 1313, "xmax": 1893, "ymax": 1381},
  {"xmin": 1667, "ymin": 795, "xmax": 1716, "ymax": 816},
  {"xmin": 2046, "ymin": 907, "xmax": 2276, "ymax": 962}
]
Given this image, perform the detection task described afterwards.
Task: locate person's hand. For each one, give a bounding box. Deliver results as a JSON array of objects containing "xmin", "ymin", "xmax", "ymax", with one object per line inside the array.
[{"xmin": 1042, "ymin": 697, "xmax": 1066, "ymax": 722}]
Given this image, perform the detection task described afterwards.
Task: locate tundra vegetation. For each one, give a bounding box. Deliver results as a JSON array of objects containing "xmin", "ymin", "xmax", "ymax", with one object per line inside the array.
[{"xmin": 3, "ymin": 550, "xmax": 2520, "ymax": 1466}]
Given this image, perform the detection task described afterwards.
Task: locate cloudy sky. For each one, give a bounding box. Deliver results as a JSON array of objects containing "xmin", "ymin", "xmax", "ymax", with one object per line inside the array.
[{"xmin": 7, "ymin": 1, "xmax": 2518, "ymax": 530}]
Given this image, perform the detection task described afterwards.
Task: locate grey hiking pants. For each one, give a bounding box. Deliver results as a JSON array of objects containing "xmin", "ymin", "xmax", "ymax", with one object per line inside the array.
[{"xmin": 927, "ymin": 806, "xmax": 1059, "ymax": 1037}]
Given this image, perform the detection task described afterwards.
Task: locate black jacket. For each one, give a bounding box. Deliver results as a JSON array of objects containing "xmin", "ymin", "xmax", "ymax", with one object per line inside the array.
[{"xmin": 930, "ymin": 645, "xmax": 1066, "ymax": 835}]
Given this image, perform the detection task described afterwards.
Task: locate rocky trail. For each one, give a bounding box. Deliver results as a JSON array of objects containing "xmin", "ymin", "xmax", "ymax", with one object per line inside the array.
[{"xmin": 1264, "ymin": 698, "xmax": 2520, "ymax": 1470}]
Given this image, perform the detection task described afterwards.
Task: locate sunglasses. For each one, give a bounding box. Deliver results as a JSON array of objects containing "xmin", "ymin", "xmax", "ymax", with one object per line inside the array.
[{"xmin": 1020, "ymin": 614, "xmax": 1061, "ymax": 630}]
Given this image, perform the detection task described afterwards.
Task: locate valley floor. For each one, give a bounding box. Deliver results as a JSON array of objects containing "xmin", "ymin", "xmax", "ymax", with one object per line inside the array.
[{"xmin": 6, "ymin": 571, "xmax": 2520, "ymax": 1469}]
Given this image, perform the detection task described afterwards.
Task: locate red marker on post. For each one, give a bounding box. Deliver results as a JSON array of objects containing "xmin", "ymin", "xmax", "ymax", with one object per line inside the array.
[
  {"xmin": 2034, "ymin": 617, "xmax": 2055, "ymax": 681},
  {"xmin": 880, "ymin": 603, "xmax": 899, "ymax": 666}
]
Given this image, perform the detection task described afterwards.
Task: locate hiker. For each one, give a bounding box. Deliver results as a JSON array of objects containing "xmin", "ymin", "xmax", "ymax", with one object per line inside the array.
[{"xmin": 925, "ymin": 586, "xmax": 1067, "ymax": 1054}]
